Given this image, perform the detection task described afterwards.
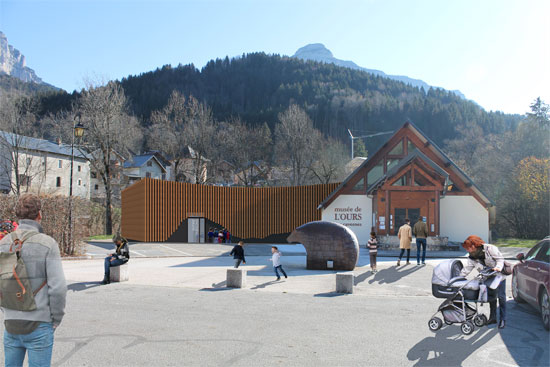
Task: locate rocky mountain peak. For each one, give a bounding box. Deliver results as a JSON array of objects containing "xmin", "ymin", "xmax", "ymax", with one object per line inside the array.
[
  {"xmin": 0, "ymin": 31, "xmax": 43, "ymax": 84},
  {"xmin": 294, "ymin": 43, "xmax": 334, "ymax": 60}
]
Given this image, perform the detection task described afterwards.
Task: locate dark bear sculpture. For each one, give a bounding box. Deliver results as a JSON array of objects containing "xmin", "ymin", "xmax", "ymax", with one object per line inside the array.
[{"xmin": 287, "ymin": 221, "xmax": 359, "ymax": 270}]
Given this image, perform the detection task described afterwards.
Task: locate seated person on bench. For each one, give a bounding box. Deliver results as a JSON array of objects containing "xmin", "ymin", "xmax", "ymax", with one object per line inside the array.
[{"xmin": 102, "ymin": 235, "xmax": 130, "ymax": 284}]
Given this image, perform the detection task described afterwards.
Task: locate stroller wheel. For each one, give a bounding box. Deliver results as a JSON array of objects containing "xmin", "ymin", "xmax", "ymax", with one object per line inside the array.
[
  {"xmin": 473, "ymin": 314, "xmax": 487, "ymax": 327},
  {"xmin": 428, "ymin": 317, "xmax": 443, "ymax": 332},
  {"xmin": 461, "ymin": 321, "xmax": 475, "ymax": 335}
]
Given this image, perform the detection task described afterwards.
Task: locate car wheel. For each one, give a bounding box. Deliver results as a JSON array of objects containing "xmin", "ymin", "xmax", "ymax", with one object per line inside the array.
[
  {"xmin": 512, "ymin": 270, "xmax": 525, "ymax": 303},
  {"xmin": 540, "ymin": 288, "xmax": 550, "ymax": 331},
  {"xmin": 461, "ymin": 321, "xmax": 474, "ymax": 335}
]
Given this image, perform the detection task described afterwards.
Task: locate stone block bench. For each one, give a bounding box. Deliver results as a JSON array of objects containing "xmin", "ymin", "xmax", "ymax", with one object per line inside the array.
[
  {"xmin": 110, "ymin": 263, "xmax": 129, "ymax": 282},
  {"xmin": 336, "ymin": 272, "xmax": 354, "ymax": 294},
  {"xmin": 227, "ymin": 268, "xmax": 247, "ymax": 288}
]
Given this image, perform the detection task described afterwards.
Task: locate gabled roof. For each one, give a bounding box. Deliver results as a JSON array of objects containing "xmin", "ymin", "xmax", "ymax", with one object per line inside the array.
[
  {"xmin": 365, "ymin": 149, "xmax": 449, "ymax": 193},
  {"xmin": 0, "ymin": 131, "xmax": 90, "ymax": 160},
  {"xmin": 123, "ymin": 154, "xmax": 167, "ymax": 172},
  {"xmin": 318, "ymin": 121, "xmax": 493, "ymax": 209}
]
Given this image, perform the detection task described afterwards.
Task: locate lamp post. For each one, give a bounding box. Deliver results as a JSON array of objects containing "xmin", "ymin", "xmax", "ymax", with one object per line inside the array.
[
  {"xmin": 67, "ymin": 114, "xmax": 85, "ymax": 254},
  {"xmin": 347, "ymin": 129, "xmax": 393, "ymax": 159}
]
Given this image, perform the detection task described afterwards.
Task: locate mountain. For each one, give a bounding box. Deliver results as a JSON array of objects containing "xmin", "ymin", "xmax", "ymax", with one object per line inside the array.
[
  {"xmin": 0, "ymin": 31, "xmax": 43, "ymax": 83},
  {"xmin": 293, "ymin": 43, "xmax": 466, "ymax": 99}
]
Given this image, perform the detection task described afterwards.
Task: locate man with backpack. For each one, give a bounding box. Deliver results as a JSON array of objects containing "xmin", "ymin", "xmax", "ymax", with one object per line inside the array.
[{"xmin": 0, "ymin": 194, "xmax": 67, "ymax": 367}]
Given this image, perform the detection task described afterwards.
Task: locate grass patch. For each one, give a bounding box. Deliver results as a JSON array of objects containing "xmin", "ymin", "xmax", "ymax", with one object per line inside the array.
[
  {"xmin": 86, "ymin": 234, "xmax": 113, "ymax": 241},
  {"xmin": 494, "ymin": 238, "xmax": 539, "ymax": 248}
]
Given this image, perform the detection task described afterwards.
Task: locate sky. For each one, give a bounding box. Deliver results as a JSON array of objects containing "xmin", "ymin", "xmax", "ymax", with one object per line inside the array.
[{"xmin": 1, "ymin": 0, "xmax": 548, "ymax": 115}]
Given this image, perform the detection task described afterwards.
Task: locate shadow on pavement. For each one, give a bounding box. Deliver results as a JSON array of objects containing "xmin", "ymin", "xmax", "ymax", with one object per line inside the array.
[
  {"xmin": 368, "ymin": 264, "xmax": 422, "ymax": 285},
  {"xmin": 313, "ymin": 291, "xmax": 348, "ymax": 298},
  {"xmin": 354, "ymin": 270, "xmax": 374, "ymax": 285},
  {"xmin": 500, "ymin": 301, "xmax": 550, "ymax": 366},
  {"xmin": 407, "ymin": 325, "xmax": 498, "ymax": 366},
  {"xmin": 251, "ymin": 280, "xmax": 280, "ymax": 289},
  {"xmin": 68, "ymin": 281, "xmax": 103, "ymax": 292}
]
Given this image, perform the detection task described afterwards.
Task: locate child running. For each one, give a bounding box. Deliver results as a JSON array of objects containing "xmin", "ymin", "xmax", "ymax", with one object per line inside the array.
[
  {"xmin": 367, "ymin": 231, "xmax": 378, "ymax": 273},
  {"xmin": 270, "ymin": 246, "xmax": 288, "ymax": 281}
]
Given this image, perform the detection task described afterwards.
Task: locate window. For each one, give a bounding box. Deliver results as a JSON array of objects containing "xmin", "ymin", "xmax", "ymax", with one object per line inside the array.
[
  {"xmin": 534, "ymin": 241, "xmax": 550, "ymax": 264},
  {"xmin": 56, "ymin": 177, "xmax": 61, "ymax": 187},
  {"xmin": 392, "ymin": 171, "xmax": 410, "ymax": 186},
  {"xmin": 91, "ymin": 172, "xmax": 97, "ymax": 179},
  {"xmin": 94, "ymin": 184, "xmax": 99, "ymax": 190},
  {"xmin": 352, "ymin": 177, "xmax": 365, "ymax": 191},
  {"xmin": 146, "ymin": 172, "xmax": 152, "ymax": 178},
  {"xmin": 147, "ymin": 161, "xmax": 153, "ymax": 167},
  {"xmin": 414, "ymin": 170, "xmax": 431, "ymax": 186},
  {"xmin": 388, "ymin": 141, "xmax": 403, "ymax": 155},
  {"xmin": 77, "ymin": 165, "xmax": 81, "ymax": 172},
  {"xmin": 162, "ymin": 173, "xmax": 166, "ymax": 180},
  {"xmin": 26, "ymin": 157, "xmax": 31, "ymax": 166},
  {"xmin": 407, "ymin": 140, "xmax": 417, "ymax": 154},
  {"xmin": 58, "ymin": 160, "xmax": 62, "ymax": 168},
  {"xmin": 367, "ymin": 160, "xmax": 384, "ymax": 185},
  {"xmin": 386, "ymin": 158, "xmax": 399, "ymax": 172},
  {"xmin": 78, "ymin": 179, "xmax": 82, "ymax": 186}
]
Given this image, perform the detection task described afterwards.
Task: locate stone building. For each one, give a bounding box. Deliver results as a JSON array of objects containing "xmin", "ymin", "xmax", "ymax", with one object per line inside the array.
[{"xmin": 0, "ymin": 131, "xmax": 90, "ymax": 198}]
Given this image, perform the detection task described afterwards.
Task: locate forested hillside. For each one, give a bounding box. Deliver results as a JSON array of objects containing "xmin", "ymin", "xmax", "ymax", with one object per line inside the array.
[{"xmin": 118, "ymin": 53, "xmax": 521, "ymax": 149}]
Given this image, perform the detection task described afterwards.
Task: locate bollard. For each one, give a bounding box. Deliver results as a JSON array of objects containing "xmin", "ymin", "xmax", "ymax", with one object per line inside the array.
[
  {"xmin": 110, "ymin": 263, "xmax": 129, "ymax": 282},
  {"xmin": 227, "ymin": 268, "xmax": 247, "ymax": 288},
  {"xmin": 336, "ymin": 272, "xmax": 354, "ymax": 294}
]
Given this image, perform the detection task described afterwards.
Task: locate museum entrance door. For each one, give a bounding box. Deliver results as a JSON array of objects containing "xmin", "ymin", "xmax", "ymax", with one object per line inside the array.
[
  {"xmin": 187, "ymin": 217, "xmax": 205, "ymax": 243},
  {"xmin": 394, "ymin": 208, "xmax": 420, "ymax": 232}
]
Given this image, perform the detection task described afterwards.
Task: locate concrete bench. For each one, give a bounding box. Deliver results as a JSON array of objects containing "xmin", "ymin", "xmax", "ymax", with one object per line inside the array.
[
  {"xmin": 110, "ymin": 263, "xmax": 129, "ymax": 282},
  {"xmin": 226, "ymin": 268, "xmax": 247, "ymax": 288},
  {"xmin": 336, "ymin": 272, "xmax": 354, "ymax": 294}
]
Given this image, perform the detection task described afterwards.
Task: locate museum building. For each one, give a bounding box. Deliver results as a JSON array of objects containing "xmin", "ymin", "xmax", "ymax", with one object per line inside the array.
[{"xmin": 121, "ymin": 122, "xmax": 493, "ymax": 244}]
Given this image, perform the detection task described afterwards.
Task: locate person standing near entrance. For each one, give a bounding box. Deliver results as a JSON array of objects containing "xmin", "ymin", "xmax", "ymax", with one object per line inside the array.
[
  {"xmin": 0, "ymin": 194, "xmax": 67, "ymax": 367},
  {"xmin": 397, "ymin": 218, "xmax": 412, "ymax": 266},
  {"xmin": 413, "ymin": 217, "xmax": 429, "ymax": 265},
  {"xmin": 230, "ymin": 241, "xmax": 246, "ymax": 268}
]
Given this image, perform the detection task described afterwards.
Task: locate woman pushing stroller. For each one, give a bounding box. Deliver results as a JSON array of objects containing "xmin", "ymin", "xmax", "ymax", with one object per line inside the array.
[{"xmin": 460, "ymin": 235, "xmax": 507, "ymax": 329}]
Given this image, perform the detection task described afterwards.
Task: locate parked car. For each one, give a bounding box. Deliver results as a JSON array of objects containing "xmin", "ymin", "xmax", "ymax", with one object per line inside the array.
[{"xmin": 512, "ymin": 237, "xmax": 550, "ymax": 330}]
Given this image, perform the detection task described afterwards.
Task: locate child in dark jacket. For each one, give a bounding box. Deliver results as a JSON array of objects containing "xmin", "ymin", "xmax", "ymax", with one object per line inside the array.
[{"xmin": 367, "ymin": 231, "xmax": 378, "ymax": 273}]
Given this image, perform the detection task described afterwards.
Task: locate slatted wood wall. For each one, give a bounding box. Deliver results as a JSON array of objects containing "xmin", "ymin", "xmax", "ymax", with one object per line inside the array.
[{"xmin": 121, "ymin": 178, "xmax": 340, "ymax": 242}]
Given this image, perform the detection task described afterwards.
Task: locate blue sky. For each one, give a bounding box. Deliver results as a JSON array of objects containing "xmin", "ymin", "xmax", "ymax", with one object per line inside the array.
[{"xmin": 1, "ymin": 0, "xmax": 548, "ymax": 114}]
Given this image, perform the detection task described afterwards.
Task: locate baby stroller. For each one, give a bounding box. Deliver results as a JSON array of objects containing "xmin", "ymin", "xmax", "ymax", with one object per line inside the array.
[{"xmin": 428, "ymin": 259, "xmax": 496, "ymax": 335}]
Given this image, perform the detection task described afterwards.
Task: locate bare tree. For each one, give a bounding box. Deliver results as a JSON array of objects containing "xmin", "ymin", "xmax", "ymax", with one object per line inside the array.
[
  {"xmin": 220, "ymin": 118, "xmax": 272, "ymax": 186},
  {"xmin": 181, "ymin": 96, "xmax": 218, "ymax": 184},
  {"xmin": 274, "ymin": 104, "xmax": 321, "ymax": 185},
  {"xmin": 147, "ymin": 90, "xmax": 187, "ymax": 181},
  {"xmin": 308, "ymin": 136, "xmax": 348, "ymax": 184},
  {"xmin": 0, "ymin": 94, "xmax": 42, "ymax": 196},
  {"xmin": 76, "ymin": 81, "xmax": 142, "ymax": 235}
]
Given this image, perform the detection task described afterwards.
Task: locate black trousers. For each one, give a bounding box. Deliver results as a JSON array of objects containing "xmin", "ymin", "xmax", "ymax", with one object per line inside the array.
[
  {"xmin": 489, "ymin": 279, "xmax": 507, "ymax": 321},
  {"xmin": 398, "ymin": 248, "xmax": 410, "ymax": 262}
]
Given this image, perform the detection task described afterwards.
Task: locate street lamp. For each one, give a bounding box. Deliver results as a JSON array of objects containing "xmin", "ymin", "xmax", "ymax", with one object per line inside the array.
[
  {"xmin": 67, "ymin": 114, "xmax": 86, "ymax": 254},
  {"xmin": 347, "ymin": 129, "xmax": 393, "ymax": 159}
]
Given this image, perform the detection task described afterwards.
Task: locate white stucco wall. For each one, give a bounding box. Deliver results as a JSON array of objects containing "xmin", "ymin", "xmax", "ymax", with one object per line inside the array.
[
  {"xmin": 322, "ymin": 195, "xmax": 373, "ymax": 245},
  {"xmin": 440, "ymin": 195, "xmax": 489, "ymax": 243}
]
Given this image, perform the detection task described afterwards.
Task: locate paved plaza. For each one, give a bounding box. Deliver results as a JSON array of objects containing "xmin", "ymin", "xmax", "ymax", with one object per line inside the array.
[{"xmin": 0, "ymin": 244, "xmax": 548, "ymax": 366}]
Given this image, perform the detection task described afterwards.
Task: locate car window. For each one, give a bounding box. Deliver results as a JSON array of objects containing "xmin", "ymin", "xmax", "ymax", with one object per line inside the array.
[
  {"xmin": 534, "ymin": 241, "xmax": 549, "ymax": 263},
  {"xmin": 526, "ymin": 243, "xmax": 542, "ymax": 260}
]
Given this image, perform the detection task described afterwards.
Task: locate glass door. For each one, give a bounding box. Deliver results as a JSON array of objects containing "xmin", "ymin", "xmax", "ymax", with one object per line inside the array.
[{"xmin": 394, "ymin": 208, "xmax": 420, "ymax": 232}]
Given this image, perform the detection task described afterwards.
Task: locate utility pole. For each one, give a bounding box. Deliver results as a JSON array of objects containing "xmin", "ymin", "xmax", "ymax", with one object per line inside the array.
[{"xmin": 347, "ymin": 129, "xmax": 393, "ymax": 159}]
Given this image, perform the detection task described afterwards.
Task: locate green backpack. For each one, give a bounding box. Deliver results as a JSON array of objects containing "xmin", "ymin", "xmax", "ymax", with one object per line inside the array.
[{"xmin": 0, "ymin": 230, "xmax": 47, "ymax": 311}]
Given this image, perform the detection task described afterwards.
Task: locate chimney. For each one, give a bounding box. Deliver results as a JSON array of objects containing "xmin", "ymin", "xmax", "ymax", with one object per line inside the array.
[{"xmin": 56, "ymin": 137, "xmax": 62, "ymax": 145}]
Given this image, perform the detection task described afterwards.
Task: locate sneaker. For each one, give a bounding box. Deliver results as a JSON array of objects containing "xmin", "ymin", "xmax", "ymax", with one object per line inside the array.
[
  {"xmin": 284, "ymin": 275, "xmax": 288, "ymax": 279},
  {"xmin": 276, "ymin": 277, "xmax": 281, "ymax": 281},
  {"xmin": 406, "ymin": 261, "xmax": 410, "ymax": 265},
  {"xmin": 397, "ymin": 260, "xmax": 401, "ymax": 266},
  {"xmin": 422, "ymin": 262, "xmax": 426, "ymax": 265},
  {"xmin": 498, "ymin": 320, "xmax": 506, "ymax": 329},
  {"xmin": 417, "ymin": 263, "xmax": 420, "ymax": 266}
]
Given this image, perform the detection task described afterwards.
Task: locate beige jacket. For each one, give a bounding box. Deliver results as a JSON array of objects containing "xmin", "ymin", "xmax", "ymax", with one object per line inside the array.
[{"xmin": 398, "ymin": 224, "xmax": 412, "ymax": 249}]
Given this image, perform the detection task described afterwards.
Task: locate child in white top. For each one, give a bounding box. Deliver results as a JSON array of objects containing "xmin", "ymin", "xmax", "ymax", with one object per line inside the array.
[{"xmin": 270, "ymin": 246, "xmax": 287, "ymax": 280}]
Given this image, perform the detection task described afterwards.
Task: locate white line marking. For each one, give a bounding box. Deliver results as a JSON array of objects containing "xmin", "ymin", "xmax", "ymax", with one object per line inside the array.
[
  {"xmin": 159, "ymin": 244, "xmax": 192, "ymax": 256},
  {"xmin": 130, "ymin": 249, "xmax": 146, "ymax": 257}
]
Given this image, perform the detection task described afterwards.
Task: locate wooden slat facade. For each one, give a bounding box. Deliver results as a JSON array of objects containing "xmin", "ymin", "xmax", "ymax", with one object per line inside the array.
[{"xmin": 121, "ymin": 178, "xmax": 340, "ymax": 242}]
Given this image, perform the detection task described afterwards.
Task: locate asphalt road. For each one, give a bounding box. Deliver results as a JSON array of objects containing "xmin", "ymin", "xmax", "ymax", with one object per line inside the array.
[{"xmin": 0, "ymin": 257, "xmax": 547, "ymax": 367}]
